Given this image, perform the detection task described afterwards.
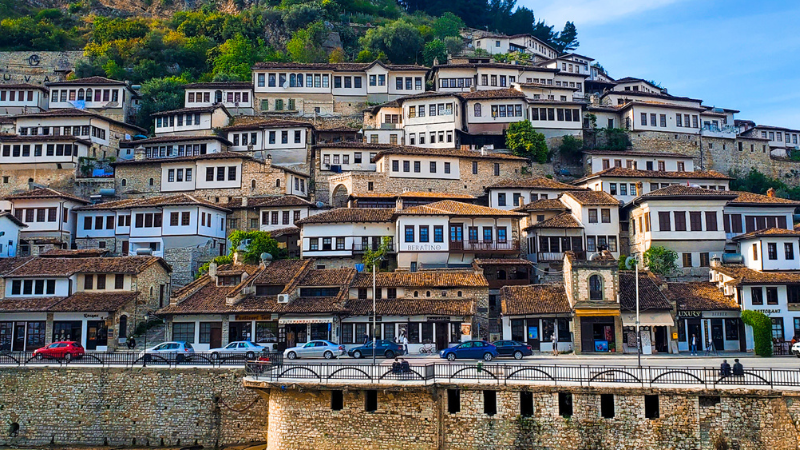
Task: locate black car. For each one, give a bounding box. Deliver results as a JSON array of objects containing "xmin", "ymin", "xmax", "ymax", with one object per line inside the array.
[{"xmin": 493, "ymin": 340, "xmax": 533, "ymax": 359}]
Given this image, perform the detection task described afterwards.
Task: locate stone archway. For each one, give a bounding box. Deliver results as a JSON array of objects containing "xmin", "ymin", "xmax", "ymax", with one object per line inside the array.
[{"xmin": 331, "ymin": 184, "xmax": 349, "ymax": 208}]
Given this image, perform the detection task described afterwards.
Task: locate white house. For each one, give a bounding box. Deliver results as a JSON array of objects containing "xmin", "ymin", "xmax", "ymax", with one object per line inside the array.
[
  {"xmin": 486, "ymin": 177, "xmax": 579, "ymax": 210},
  {"xmin": 118, "ymin": 135, "xmax": 229, "ymax": 161},
  {"xmin": 183, "ymin": 82, "xmax": 254, "ymax": 115},
  {"xmin": 0, "ymin": 211, "xmax": 26, "ymax": 257},
  {"xmin": 223, "ymin": 119, "xmax": 313, "ymax": 166},
  {"xmin": 723, "ymin": 190, "xmax": 800, "ymax": 243},
  {"xmin": 153, "ymin": 104, "xmax": 231, "ymax": 136},
  {"xmin": 574, "ymin": 167, "xmax": 732, "ymax": 204},
  {"xmin": 583, "ymin": 150, "xmax": 695, "ymax": 174},
  {"xmin": 471, "ymin": 33, "xmax": 557, "ymax": 60},
  {"xmin": 398, "ymin": 92, "xmax": 460, "ymax": 149},
  {"xmin": 6, "ymin": 187, "xmax": 88, "ymax": 255},
  {"xmin": 45, "ymin": 76, "xmax": 138, "ymax": 123},
  {"xmin": 0, "ymin": 135, "xmax": 91, "ymax": 169},
  {"xmin": 0, "ymin": 84, "xmax": 49, "ymax": 115},
  {"xmin": 559, "ymin": 190, "xmax": 621, "ymax": 258},
  {"xmin": 252, "ymin": 195, "xmax": 314, "ymax": 232}
]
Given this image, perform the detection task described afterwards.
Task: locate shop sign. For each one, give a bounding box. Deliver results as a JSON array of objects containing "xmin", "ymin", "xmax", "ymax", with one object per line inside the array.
[
  {"xmin": 677, "ymin": 311, "xmax": 702, "ymax": 318},
  {"xmin": 83, "ymin": 313, "xmax": 107, "ymax": 319},
  {"xmin": 755, "ymin": 309, "xmax": 781, "ymax": 315},
  {"xmin": 235, "ymin": 314, "xmax": 273, "ymax": 321},
  {"xmin": 279, "ymin": 317, "xmax": 333, "ymax": 324},
  {"xmin": 702, "ymin": 311, "xmax": 740, "ymax": 319},
  {"xmin": 406, "ymin": 244, "xmax": 444, "ymax": 251},
  {"xmin": 427, "ymin": 316, "xmax": 451, "ymax": 322}
]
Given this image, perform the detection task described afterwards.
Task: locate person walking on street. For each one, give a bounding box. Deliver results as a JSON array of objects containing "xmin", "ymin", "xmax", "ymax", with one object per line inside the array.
[
  {"xmin": 733, "ymin": 358, "xmax": 744, "ymax": 376},
  {"xmin": 719, "ymin": 359, "xmax": 731, "ymax": 377},
  {"xmin": 402, "ymin": 333, "xmax": 409, "ymax": 355},
  {"xmin": 363, "ymin": 332, "xmax": 369, "ymax": 345},
  {"xmin": 690, "ymin": 334, "xmax": 697, "ymax": 355},
  {"xmin": 551, "ymin": 332, "xmax": 558, "ymax": 356}
]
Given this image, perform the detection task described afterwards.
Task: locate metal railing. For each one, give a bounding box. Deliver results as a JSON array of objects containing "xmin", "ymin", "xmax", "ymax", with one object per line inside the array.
[
  {"xmin": 450, "ymin": 240, "xmax": 520, "ymax": 252},
  {"xmin": 244, "ymin": 362, "xmax": 800, "ymax": 390},
  {"xmin": 0, "ymin": 351, "xmax": 282, "ymax": 368}
]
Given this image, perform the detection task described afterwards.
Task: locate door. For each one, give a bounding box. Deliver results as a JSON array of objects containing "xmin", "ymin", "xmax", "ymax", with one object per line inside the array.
[
  {"xmin": 526, "ymin": 319, "xmax": 540, "ymax": 351},
  {"xmin": 580, "ymin": 320, "xmax": 593, "ymax": 353},
  {"xmin": 711, "ymin": 319, "xmax": 724, "ymax": 351},
  {"xmin": 86, "ymin": 321, "xmax": 100, "ymax": 350},
  {"xmin": 738, "ymin": 320, "xmax": 747, "ymax": 352},
  {"xmin": 13, "ymin": 322, "xmax": 25, "ymax": 351},
  {"xmin": 121, "ymin": 240, "xmax": 129, "ymax": 255},
  {"xmin": 687, "ymin": 320, "xmax": 704, "ymax": 351},
  {"xmin": 654, "ymin": 326, "xmax": 668, "ymax": 353},
  {"xmin": 449, "ymin": 223, "xmax": 463, "ymax": 251},
  {"xmin": 435, "ymin": 324, "xmax": 449, "ymax": 351},
  {"xmin": 210, "ymin": 327, "xmax": 222, "ymax": 349}
]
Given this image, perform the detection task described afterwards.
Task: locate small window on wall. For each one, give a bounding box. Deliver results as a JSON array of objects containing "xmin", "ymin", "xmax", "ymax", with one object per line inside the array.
[
  {"xmin": 483, "ymin": 391, "xmax": 497, "ymax": 416},
  {"xmin": 644, "ymin": 395, "xmax": 659, "ymax": 419},
  {"xmin": 365, "ymin": 390, "xmax": 378, "ymax": 412},
  {"xmin": 448, "ymin": 389, "xmax": 461, "ymax": 414},
  {"xmin": 331, "ymin": 390, "xmax": 343, "ymax": 411},
  {"xmin": 559, "ymin": 392, "xmax": 573, "ymax": 418},
  {"xmin": 520, "ymin": 391, "xmax": 533, "ymax": 417}
]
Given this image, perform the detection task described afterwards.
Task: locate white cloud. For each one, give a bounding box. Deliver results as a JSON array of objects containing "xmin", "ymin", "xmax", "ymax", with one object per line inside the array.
[{"xmin": 520, "ymin": 0, "xmax": 687, "ymax": 27}]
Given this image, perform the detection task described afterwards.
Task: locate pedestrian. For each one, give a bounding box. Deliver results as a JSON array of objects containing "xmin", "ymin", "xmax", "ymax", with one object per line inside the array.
[
  {"xmin": 402, "ymin": 333, "xmax": 409, "ymax": 355},
  {"xmin": 732, "ymin": 358, "xmax": 744, "ymax": 376},
  {"xmin": 690, "ymin": 334, "xmax": 697, "ymax": 355},
  {"xmin": 719, "ymin": 359, "xmax": 731, "ymax": 377},
  {"xmin": 551, "ymin": 332, "xmax": 558, "ymax": 356},
  {"xmin": 126, "ymin": 336, "xmax": 136, "ymax": 350},
  {"xmin": 363, "ymin": 332, "xmax": 369, "ymax": 345}
]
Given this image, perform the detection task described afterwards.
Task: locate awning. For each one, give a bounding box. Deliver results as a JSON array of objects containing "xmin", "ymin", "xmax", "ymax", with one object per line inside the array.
[
  {"xmin": 279, "ymin": 316, "xmax": 334, "ymax": 325},
  {"xmin": 621, "ymin": 311, "xmax": 674, "ymax": 327}
]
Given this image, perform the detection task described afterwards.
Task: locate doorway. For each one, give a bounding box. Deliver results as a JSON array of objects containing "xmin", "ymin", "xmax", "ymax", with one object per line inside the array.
[
  {"xmin": 654, "ymin": 326, "xmax": 668, "ymax": 353},
  {"xmin": 711, "ymin": 319, "xmax": 724, "ymax": 352},
  {"xmin": 86, "ymin": 320, "xmax": 107, "ymax": 350},
  {"xmin": 229, "ymin": 322, "xmax": 252, "ymax": 343},
  {"xmin": 210, "ymin": 326, "xmax": 222, "ymax": 349},
  {"xmin": 285, "ymin": 324, "xmax": 307, "ymax": 348},
  {"xmin": 449, "ymin": 223, "xmax": 463, "ymax": 251},
  {"xmin": 526, "ymin": 319, "xmax": 540, "ymax": 351},
  {"xmin": 687, "ymin": 319, "xmax": 704, "ymax": 351},
  {"xmin": 435, "ymin": 323, "xmax": 449, "ymax": 351},
  {"xmin": 13, "ymin": 322, "xmax": 25, "ymax": 351}
]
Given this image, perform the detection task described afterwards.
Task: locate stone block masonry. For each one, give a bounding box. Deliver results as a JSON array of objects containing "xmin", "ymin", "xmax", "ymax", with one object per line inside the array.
[{"xmin": 0, "ymin": 367, "xmax": 266, "ymax": 448}]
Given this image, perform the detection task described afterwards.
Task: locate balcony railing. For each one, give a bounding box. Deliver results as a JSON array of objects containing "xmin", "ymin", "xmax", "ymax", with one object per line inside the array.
[
  {"xmin": 537, "ymin": 251, "xmax": 585, "ymax": 262},
  {"xmin": 450, "ymin": 240, "xmax": 519, "ymax": 252},
  {"xmin": 351, "ymin": 243, "xmax": 395, "ymax": 254}
]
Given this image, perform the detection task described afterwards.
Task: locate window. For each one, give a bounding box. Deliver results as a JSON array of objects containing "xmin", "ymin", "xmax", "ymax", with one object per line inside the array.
[
  {"xmin": 498, "ymin": 193, "xmax": 507, "ymax": 207},
  {"xmin": 403, "ymin": 161, "xmax": 410, "ymax": 172},
  {"xmin": 751, "ymin": 287, "xmax": 763, "ymax": 305},
  {"xmin": 589, "ymin": 275, "xmax": 602, "ymax": 300},
  {"xmin": 601, "ymin": 394, "xmax": 615, "ymax": 418},
  {"xmin": 644, "ymin": 395, "xmax": 659, "ymax": 419},
  {"xmin": 448, "ymin": 389, "xmax": 461, "ymax": 414},
  {"xmin": 84, "ymin": 274, "xmax": 94, "ymax": 290},
  {"xmin": 658, "ymin": 212, "xmax": 671, "ymax": 231},
  {"xmin": 699, "ymin": 252, "xmax": 709, "ymax": 267},
  {"xmin": 472, "ymin": 161, "xmax": 478, "ymax": 174},
  {"xmin": 483, "ymin": 391, "xmax": 497, "ymax": 416},
  {"xmin": 559, "ymin": 392, "xmax": 573, "ymax": 418},
  {"xmin": 786, "ymin": 243, "xmax": 795, "ymax": 260},
  {"xmin": 682, "ymin": 253, "xmax": 692, "ymax": 267},
  {"xmin": 474, "ymin": 103, "xmax": 481, "ymax": 117},
  {"xmin": 772, "ymin": 317, "xmax": 785, "ymax": 340},
  {"xmin": 115, "ymin": 274, "xmax": 124, "ymax": 289},
  {"xmin": 434, "ymin": 226, "xmax": 443, "ymax": 243},
  {"xmin": 413, "ymin": 161, "xmax": 420, "ymax": 173},
  {"xmin": 601, "ymin": 209, "xmax": 611, "ymax": 223},
  {"xmin": 768, "ymin": 243, "xmax": 778, "ymax": 260},
  {"xmin": 419, "ymin": 226, "xmax": 429, "ymax": 243},
  {"xmin": 331, "ymin": 390, "xmax": 343, "ymax": 411},
  {"xmin": 705, "ymin": 211, "xmax": 717, "ymax": 231},
  {"xmin": 172, "ymin": 323, "xmax": 195, "ymax": 343},
  {"xmin": 659, "ymin": 114, "xmax": 667, "ymax": 127},
  {"xmin": 674, "ymin": 212, "xmax": 686, "ymax": 231},
  {"xmin": 689, "ymin": 212, "xmax": 702, "ymax": 231},
  {"xmin": 588, "ymin": 209, "xmax": 598, "ymax": 223},
  {"xmin": 405, "ymin": 225, "xmax": 414, "ymax": 243},
  {"xmin": 97, "ymin": 274, "xmax": 106, "ymax": 290},
  {"xmin": 365, "ymin": 390, "xmax": 378, "ymax": 412},
  {"xmin": 494, "ymin": 163, "xmax": 500, "ymax": 176}
]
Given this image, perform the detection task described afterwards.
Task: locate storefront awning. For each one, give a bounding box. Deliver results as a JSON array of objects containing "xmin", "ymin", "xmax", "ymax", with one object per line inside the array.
[
  {"xmin": 279, "ymin": 316, "xmax": 334, "ymax": 325},
  {"xmin": 621, "ymin": 311, "xmax": 674, "ymax": 327}
]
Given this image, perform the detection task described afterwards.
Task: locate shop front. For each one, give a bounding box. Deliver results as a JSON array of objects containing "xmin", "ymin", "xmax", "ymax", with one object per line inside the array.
[
  {"xmin": 508, "ymin": 316, "xmax": 572, "ymax": 353},
  {"xmin": 676, "ymin": 310, "xmax": 744, "ymax": 353},
  {"xmin": 52, "ymin": 313, "xmax": 111, "ymax": 351},
  {"xmin": 340, "ymin": 315, "xmax": 471, "ymax": 353},
  {"xmin": 574, "ymin": 310, "xmax": 622, "ymax": 354},
  {"xmin": 230, "ymin": 314, "xmax": 280, "ymax": 351},
  {"xmin": 279, "ymin": 316, "xmax": 337, "ymax": 350},
  {"xmin": 0, "ymin": 315, "xmax": 47, "ymax": 352},
  {"xmin": 620, "ymin": 311, "xmax": 674, "ymax": 354}
]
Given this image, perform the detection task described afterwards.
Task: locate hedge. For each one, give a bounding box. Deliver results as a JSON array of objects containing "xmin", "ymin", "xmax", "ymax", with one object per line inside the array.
[{"xmin": 741, "ymin": 310, "xmax": 772, "ymax": 357}]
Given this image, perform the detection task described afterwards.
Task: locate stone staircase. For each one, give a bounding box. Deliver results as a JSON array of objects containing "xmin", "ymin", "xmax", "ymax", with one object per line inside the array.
[{"xmin": 125, "ymin": 323, "xmax": 166, "ymax": 351}]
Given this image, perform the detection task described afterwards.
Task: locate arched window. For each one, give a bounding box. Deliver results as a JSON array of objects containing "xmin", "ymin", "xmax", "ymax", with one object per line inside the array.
[
  {"xmin": 119, "ymin": 315, "xmax": 128, "ymax": 339},
  {"xmin": 121, "ymin": 179, "xmax": 127, "ymax": 187},
  {"xmin": 589, "ymin": 275, "xmax": 603, "ymax": 300},
  {"xmin": 77, "ymin": 89, "xmax": 85, "ymax": 101},
  {"xmin": 426, "ymin": 291, "xmax": 431, "ymax": 297},
  {"xmin": 149, "ymin": 178, "xmax": 154, "ymax": 186},
  {"xmin": 414, "ymin": 291, "xmax": 419, "ymax": 298},
  {"xmin": 474, "ymin": 103, "xmax": 482, "ymax": 117},
  {"xmin": 498, "ymin": 269, "xmax": 507, "ymax": 280},
  {"xmin": 297, "ymin": 73, "xmax": 304, "ymax": 87},
  {"xmin": 86, "ymin": 88, "xmax": 92, "ymax": 101},
  {"xmin": 457, "ymin": 291, "xmax": 462, "ymax": 297},
  {"xmin": 251, "ymin": 180, "xmax": 256, "ymax": 189},
  {"xmin": 275, "ymin": 179, "xmax": 281, "ymax": 188}
]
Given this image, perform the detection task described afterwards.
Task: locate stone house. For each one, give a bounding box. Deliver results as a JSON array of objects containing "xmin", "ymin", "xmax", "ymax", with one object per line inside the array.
[
  {"xmin": 5, "ymin": 187, "xmax": 88, "ymax": 255},
  {"xmin": 0, "ymin": 255, "xmax": 171, "ymax": 352},
  {"xmin": 0, "ymin": 84, "xmax": 49, "ymax": 115},
  {"xmin": 153, "ymin": 104, "xmax": 231, "ymax": 137},
  {"xmin": 222, "ymin": 119, "xmax": 314, "ymax": 168},
  {"xmin": 183, "ymin": 82, "xmax": 255, "ymax": 116},
  {"xmin": 45, "ymin": 76, "xmax": 139, "ymax": 123}
]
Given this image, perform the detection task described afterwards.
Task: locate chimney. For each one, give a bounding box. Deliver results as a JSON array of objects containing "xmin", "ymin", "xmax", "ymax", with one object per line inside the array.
[
  {"xmin": 208, "ymin": 261, "xmax": 218, "ymax": 281},
  {"xmin": 242, "ymin": 196, "xmax": 248, "ymax": 207},
  {"xmin": 710, "ymin": 254, "xmax": 722, "ymax": 268},
  {"xmin": 767, "ymin": 187, "xmax": 775, "ymax": 198},
  {"xmin": 134, "ymin": 145, "xmax": 146, "ymax": 161},
  {"xmin": 233, "ymin": 250, "xmax": 245, "ymax": 266}
]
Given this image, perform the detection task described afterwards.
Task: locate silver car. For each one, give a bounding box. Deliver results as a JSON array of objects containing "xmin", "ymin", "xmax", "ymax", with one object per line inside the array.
[
  {"xmin": 138, "ymin": 341, "xmax": 194, "ymax": 358},
  {"xmin": 284, "ymin": 340, "xmax": 345, "ymax": 360},
  {"xmin": 208, "ymin": 341, "xmax": 263, "ymax": 359}
]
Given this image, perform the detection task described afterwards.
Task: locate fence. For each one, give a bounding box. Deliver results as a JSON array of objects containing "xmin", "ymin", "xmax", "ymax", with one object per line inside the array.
[
  {"xmin": 0, "ymin": 351, "xmax": 283, "ymax": 368},
  {"xmin": 245, "ymin": 362, "xmax": 800, "ymax": 390}
]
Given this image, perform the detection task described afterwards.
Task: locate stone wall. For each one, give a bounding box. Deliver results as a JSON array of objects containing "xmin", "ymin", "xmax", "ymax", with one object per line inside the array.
[
  {"xmin": 260, "ymin": 383, "xmax": 800, "ymax": 450},
  {"xmin": 0, "ymin": 51, "xmax": 84, "ymax": 86},
  {"xmin": 0, "ymin": 367, "xmax": 267, "ymax": 448}
]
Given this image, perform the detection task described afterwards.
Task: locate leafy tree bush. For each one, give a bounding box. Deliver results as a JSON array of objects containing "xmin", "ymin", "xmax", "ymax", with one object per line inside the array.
[
  {"xmin": 360, "ymin": 19, "xmax": 423, "ymax": 64},
  {"xmin": 443, "ymin": 36, "xmax": 463, "ymax": 56},
  {"xmin": 558, "ymin": 135, "xmax": 583, "ymax": 163},
  {"xmin": 432, "ymin": 12, "xmax": 463, "ymax": 38},
  {"xmin": 642, "ymin": 246, "xmax": 678, "ymax": 276},
  {"xmin": 741, "ymin": 310, "xmax": 773, "ymax": 357},
  {"xmin": 212, "ymin": 33, "xmax": 271, "ymax": 80},
  {"xmin": 505, "ymin": 121, "xmax": 548, "ymax": 164},
  {"xmin": 422, "ymin": 40, "xmax": 447, "ymax": 66},
  {"xmin": 135, "ymin": 76, "xmax": 189, "ymax": 132},
  {"xmin": 287, "ymin": 21, "xmax": 328, "ymax": 63},
  {"xmin": 362, "ymin": 236, "xmax": 392, "ymax": 272},
  {"xmin": 601, "ymin": 128, "xmax": 631, "ymax": 151}
]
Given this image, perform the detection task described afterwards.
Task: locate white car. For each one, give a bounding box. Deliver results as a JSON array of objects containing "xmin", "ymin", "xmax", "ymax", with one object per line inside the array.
[
  {"xmin": 284, "ymin": 340, "xmax": 345, "ymax": 360},
  {"xmin": 792, "ymin": 342, "xmax": 800, "ymax": 357},
  {"xmin": 139, "ymin": 341, "xmax": 194, "ymax": 358},
  {"xmin": 208, "ymin": 341, "xmax": 263, "ymax": 359}
]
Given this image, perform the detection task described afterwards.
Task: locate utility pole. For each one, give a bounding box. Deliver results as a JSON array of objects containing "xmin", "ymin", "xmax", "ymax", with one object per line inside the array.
[
  {"xmin": 372, "ymin": 259, "xmax": 377, "ymax": 367},
  {"xmin": 635, "ymin": 258, "xmax": 641, "ymax": 368}
]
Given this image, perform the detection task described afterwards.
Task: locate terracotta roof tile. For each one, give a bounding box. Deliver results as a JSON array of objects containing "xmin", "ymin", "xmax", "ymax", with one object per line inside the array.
[
  {"xmin": 500, "ymin": 284, "xmax": 571, "ymax": 315},
  {"xmin": 14, "ymin": 109, "xmax": 146, "ymax": 134},
  {"xmin": 250, "ymin": 259, "xmax": 312, "ymax": 285},
  {"xmin": 76, "ymin": 194, "xmax": 231, "ymax": 212},
  {"xmin": 5, "ymin": 187, "xmax": 88, "ymax": 204},
  {"xmin": 488, "ymin": 177, "xmax": 579, "ymax": 190},
  {"xmin": 515, "ymin": 199, "xmax": 570, "ymax": 212},
  {"xmin": 397, "ymin": 200, "xmax": 524, "ymax": 217},
  {"xmin": 634, "ymin": 185, "xmax": 737, "ymax": 202},
  {"xmin": 299, "ymin": 268, "xmax": 355, "ymax": 287},
  {"xmin": 562, "ymin": 190, "xmax": 620, "ymax": 206},
  {"xmin": 457, "ymin": 89, "xmax": 527, "ymax": 100},
  {"xmin": 225, "ymin": 195, "xmax": 313, "ymax": 209},
  {"xmin": 350, "ymin": 271, "xmax": 488, "ymax": 288},
  {"xmin": 668, "ymin": 282, "xmax": 739, "ymax": 311},
  {"xmin": 530, "ymin": 212, "xmax": 582, "ymax": 228},
  {"xmin": 46, "ymin": 76, "xmax": 127, "ymax": 86},
  {"xmin": 40, "ymin": 249, "xmax": 109, "ymax": 258},
  {"xmin": 729, "ymin": 191, "xmax": 800, "ymax": 206},
  {"xmin": 159, "ymin": 279, "xmax": 236, "ymax": 314},
  {"xmin": 575, "ymin": 168, "xmax": 732, "ymax": 183},
  {"xmin": 371, "ymin": 146, "xmax": 527, "ymax": 162},
  {"xmin": 48, "ymin": 291, "xmax": 140, "ymax": 312},
  {"xmin": 295, "ymin": 208, "xmax": 395, "ymax": 224},
  {"xmin": 5, "ymin": 256, "xmax": 169, "ymax": 277},
  {"xmin": 268, "ymin": 226, "xmax": 300, "ymax": 238},
  {"xmin": 711, "ymin": 265, "xmax": 800, "ymax": 285},
  {"xmin": 111, "ymin": 152, "xmax": 256, "ymax": 166},
  {"xmin": 0, "ymin": 83, "xmax": 49, "ymax": 91},
  {"xmin": 346, "ymin": 298, "xmax": 474, "ymax": 316},
  {"xmin": 732, "ymin": 227, "xmax": 800, "ymax": 240},
  {"xmin": 0, "ymin": 297, "xmax": 65, "ymax": 312},
  {"xmin": 619, "ymin": 272, "xmax": 672, "ymax": 311},
  {"xmin": 0, "ymin": 135, "xmax": 92, "ymax": 146}
]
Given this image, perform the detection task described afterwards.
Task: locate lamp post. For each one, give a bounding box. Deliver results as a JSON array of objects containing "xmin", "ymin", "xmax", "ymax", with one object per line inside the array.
[
  {"xmin": 372, "ymin": 259, "xmax": 377, "ymax": 367},
  {"xmin": 143, "ymin": 314, "xmax": 149, "ymax": 367},
  {"xmin": 625, "ymin": 256, "xmax": 641, "ymax": 368}
]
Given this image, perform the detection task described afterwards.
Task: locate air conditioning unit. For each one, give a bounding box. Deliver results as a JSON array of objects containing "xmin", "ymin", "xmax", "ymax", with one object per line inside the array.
[{"xmin": 277, "ymin": 294, "xmax": 289, "ymax": 303}]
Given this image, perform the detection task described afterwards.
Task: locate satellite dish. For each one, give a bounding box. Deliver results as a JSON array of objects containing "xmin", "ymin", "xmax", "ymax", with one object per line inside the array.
[
  {"xmin": 315, "ymin": 201, "xmax": 325, "ymax": 208},
  {"xmin": 625, "ymin": 256, "xmax": 637, "ymax": 270},
  {"xmin": 282, "ymin": 81, "xmax": 289, "ymax": 89}
]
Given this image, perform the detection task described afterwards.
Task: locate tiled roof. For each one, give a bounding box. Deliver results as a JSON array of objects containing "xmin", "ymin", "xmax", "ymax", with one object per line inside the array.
[
  {"xmin": 619, "ymin": 272, "xmax": 672, "ymax": 311},
  {"xmin": 40, "ymin": 249, "xmax": 108, "ymax": 258},
  {"xmin": 0, "ymin": 257, "xmax": 33, "ymax": 276},
  {"xmin": 457, "ymin": 88, "xmax": 527, "ymax": 100},
  {"xmin": 0, "ymin": 211, "xmax": 26, "ymax": 228},
  {"xmin": 732, "ymin": 227, "xmax": 800, "ymax": 240},
  {"xmin": 514, "ymin": 199, "xmax": 569, "ymax": 212},
  {"xmin": 728, "ymin": 191, "xmax": 800, "ymax": 206},
  {"xmin": 46, "ymin": 76, "xmax": 127, "ymax": 86},
  {"xmin": 0, "ymin": 297, "xmax": 64, "ymax": 312},
  {"xmin": 224, "ymin": 195, "xmax": 313, "ymax": 209},
  {"xmin": 273, "ymin": 297, "xmax": 348, "ymax": 313},
  {"xmin": 350, "ymin": 271, "xmax": 488, "ymax": 288},
  {"xmin": 0, "ymin": 83, "xmax": 49, "ymax": 91},
  {"xmin": 575, "ymin": 168, "xmax": 732, "ymax": 183},
  {"xmin": 119, "ymin": 135, "xmax": 231, "ymax": 146},
  {"xmin": 500, "ymin": 284, "xmax": 571, "ymax": 315},
  {"xmin": 183, "ymin": 82, "xmax": 253, "ymax": 89},
  {"xmin": 13, "ymin": 109, "xmax": 147, "ymax": 134},
  {"xmin": 295, "ymin": 208, "xmax": 395, "ymax": 224},
  {"xmin": 474, "ymin": 258, "xmax": 533, "ymax": 266},
  {"xmin": 215, "ymin": 263, "xmax": 262, "ymax": 277},
  {"xmin": 352, "ymin": 192, "xmax": 476, "ymax": 200},
  {"xmin": 222, "ymin": 120, "xmax": 313, "ymax": 131},
  {"xmin": 4, "ymin": 256, "xmax": 169, "ymax": 277},
  {"xmin": 530, "ymin": 212, "xmax": 582, "ymax": 229},
  {"xmin": 253, "ymin": 62, "xmax": 380, "ymax": 71},
  {"xmin": 668, "ymin": 282, "xmax": 740, "ymax": 311},
  {"xmin": 48, "ymin": 291, "xmax": 140, "ymax": 312},
  {"xmin": 76, "ymin": 194, "xmax": 231, "ymax": 213},
  {"xmin": 150, "ymin": 103, "xmax": 230, "ymax": 117},
  {"xmin": 269, "ymin": 226, "xmax": 300, "ymax": 238},
  {"xmin": 397, "ymin": 200, "xmax": 524, "ymax": 217},
  {"xmin": 112, "ymin": 152, "xmax": 256, "ymax": 166},
  {"xmin": 346, "ymin": 298, "xmax": 474, "ymax": 316},
  {"xmin": 634, "ymin": 185, "xmax": 737, "ymax": 202},
  {"xmin": 299, "ymin": 268, "xmax": 356, "ymax": 287},
  {"xmin": 250, "ymin": 259, "xmax": 312, "ymax": 286},
  {"xmin": 711, "ymin": 265, "xmax": 800, "ymax": 285},
  {"xmin": 371, "ymin": 146, "xmax": 527, "ymax": 162},
  {"xmin": 562, "ymin": 190, "xmax": 620, "ymax": 206},
  {"xmin": 5, "ymin": 187, "xmax": 88, "ymax": 204},
  {"xmin": 488, "ymin": 177, "xmax": 578, "ymax": 190},
  {"xmin": 582, "ymin": 150, "xmax": 688, "ymax": 158},
  {"xmin": 159, "ymin": 279, "xmax": 237, "ymax": 314}
]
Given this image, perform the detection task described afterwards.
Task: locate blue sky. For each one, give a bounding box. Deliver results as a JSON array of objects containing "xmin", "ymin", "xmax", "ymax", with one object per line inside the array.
[{"xmin": 520, "ymin": 0, "xmax": 800, "ymax": 129}]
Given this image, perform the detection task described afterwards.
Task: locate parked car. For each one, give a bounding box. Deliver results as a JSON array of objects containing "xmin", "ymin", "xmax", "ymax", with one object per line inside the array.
[
  {"xmin": 284, "ymin": 340, "xmax": 345, "ymax": 360},
  {"xmin": 348, "ymin": 340, "xmax": 405, "ymax": 359},
  {"xmin": 792, "ymin": 341, "xmax": 800, "ymax": 357},
  {"xmin": 208, "ymin": 341, "xmax": 263, "ymax": 359},
  {"xmin": 139, "ymin": 341, "xmax": 195, "ymax": 359},
  {"xmin": 33, "ymin": 341, "xmax": 85, "ymax": 361},
  {"xmin": 493, "ymin": 340, "xmax": 533, "ymax": 359},
  {"xmin": 439, "ymin": 340, "xmax": 498, "ymax": 361}
]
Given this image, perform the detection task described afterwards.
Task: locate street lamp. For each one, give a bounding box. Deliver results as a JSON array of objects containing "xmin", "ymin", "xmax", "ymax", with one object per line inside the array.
[
  {"xmin": 143, "ymin": 314, "xmax": 149, "ymax": 367},
  {"xmin": 625, "ymin": 256, "xmax": 641, "ymax": 368},
  {"xmin": 372, "ymin": 256, "xmax": 384, "ymax": 367}
]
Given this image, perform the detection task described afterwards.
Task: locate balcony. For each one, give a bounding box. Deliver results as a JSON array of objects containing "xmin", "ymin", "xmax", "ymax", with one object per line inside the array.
[
  {"xmin": 450, "ymin": 240, "xmax": 519, "ymax": 253},
  {"xmin": 485, "ymin": 272, "xmax": 531, "ymax": 288},
  {"xmin": 701, "ymin": 124, "xmax": 737, "ymax": 139},
  {"xmin": 351, "ymin": 243, "xmax": 395, "ymax": 254},
  {"xmin": 537, "ymin": 251, "xmax": 585, "ymax": 262}
]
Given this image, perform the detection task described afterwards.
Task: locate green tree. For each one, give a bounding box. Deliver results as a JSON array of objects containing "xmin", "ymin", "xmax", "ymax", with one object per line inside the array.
[
  {"xmin": 642, "ymin": 246, "xmax": 678, "ymax": 276},
  {"xmin": 135, "ymin": 76, "xmax": 189, "ymax": 132},
  {"xmin": 228, "ymin": 230, "xmax": 286, "ymax": 264},
  {"xmin": 741, "ymin": 310, "xmax": 773, "ymax": 357},
  {"xmin": 286, "ymin": 21, "xmax": 328, "ymax": 63},
  {"xmin": 422, "ymin": 40, "xmax": 447, "ymax": 67},
  {"xmin": 212, "ymin": 33, "xmax": 269, "ymax": 80},
  {"xmin": 505, "ymin": 121, "xmax": 548, "ymax": 164},
  {"xmin": 359, "ymin": 19, "xmax": 423, "ymax": 64},
  {"xmin": 601, "ymin": 128, "xmax": 631, "ymax": 151},
  {"xmin": 554, "ymin": 21, "xmax": 579, "ymax": 53},
  {"xmin": 558, "ymin": 135, "xmax": 583, "ymax": 164},
  {"xmin": 443, "ymin": 36, "xmax": 463, "ymax": 57},
  {"xmin": 362, "ymin": 237, "xmax": 392, "ymax": 273},
  {"xmin": 432, "ymin": 12, "xmax": 464, "ymax": 38}
]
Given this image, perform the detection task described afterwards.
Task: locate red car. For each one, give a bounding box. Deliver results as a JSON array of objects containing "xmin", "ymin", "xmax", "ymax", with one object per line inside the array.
[{"xmin": 33, "ymin": 341, "xmax": 85, "ymax": 361}]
